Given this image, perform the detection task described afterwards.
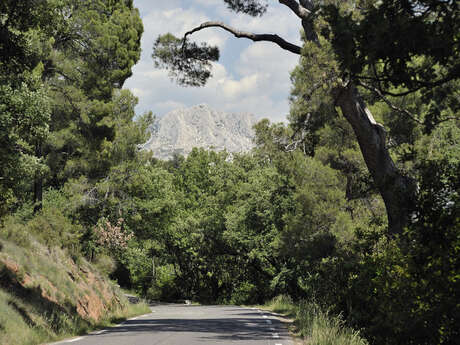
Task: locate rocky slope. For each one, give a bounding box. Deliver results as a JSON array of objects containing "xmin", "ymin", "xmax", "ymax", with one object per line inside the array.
[
  {"xmin": 0, "ymin": 237, "xmax": 146, "ymax": 345},
  {"xmin": 142, "ymin": 104, "xmax": 257, "ymax": 160}
]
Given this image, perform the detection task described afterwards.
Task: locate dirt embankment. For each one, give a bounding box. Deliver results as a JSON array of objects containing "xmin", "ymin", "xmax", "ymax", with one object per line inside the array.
[{"xmin": 0, "ymin": 239, "xmax": 129, "ymax": 345}]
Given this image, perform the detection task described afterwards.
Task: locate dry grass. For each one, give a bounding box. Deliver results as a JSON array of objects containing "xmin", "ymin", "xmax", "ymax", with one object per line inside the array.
[
  {"xmin": 0, "ymin": 236, "xmax": 150, "ymax": 345},
  {"xmin": 264, "ymin": 296, "xmax": 368, "ymax": 345}
]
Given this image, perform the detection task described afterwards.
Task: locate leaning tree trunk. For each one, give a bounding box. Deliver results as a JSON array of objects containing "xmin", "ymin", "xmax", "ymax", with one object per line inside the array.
[
  {"xmin": 333, "ymin": 83, "xmax": 416, "ymax": 235},
  {"xmin": 296, "ymin": 14, "xmax": 416, "ymax": 235}
]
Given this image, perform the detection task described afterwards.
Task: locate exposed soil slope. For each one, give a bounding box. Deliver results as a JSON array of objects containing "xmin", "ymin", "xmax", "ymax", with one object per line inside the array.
[{"xmin": 0, "ymin": 239, "xmax": 134, "ymax": 345}]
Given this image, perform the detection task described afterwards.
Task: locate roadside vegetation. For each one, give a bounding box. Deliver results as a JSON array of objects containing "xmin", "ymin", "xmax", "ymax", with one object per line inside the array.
[
  {"xmin": 0, "ymin": 1, "xmax": 459, "ymax": 345},
  {"xmin": 265, "ymin": 295, "xmax": 368, "ymax": 345},
  {"xmin": 0, "ymin": 224, "xmax": 150, "ymax": 345}
]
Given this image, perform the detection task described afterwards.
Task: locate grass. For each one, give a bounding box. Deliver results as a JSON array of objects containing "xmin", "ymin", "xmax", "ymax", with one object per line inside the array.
[
  {"xmin": 43, "ymin": 301, "xmax": 151, "ymax": 345},
  {"xmin": 97, "ymin": 301, "xmax": 151, "ymax": 328},
  {"xmin": 0, "ymin": 290, "xmax": 49, "ymax": 345},
  {"xmin": 265, "ymin": 294, "xmax": 297, "ymax": 316},
  {"xmin": 263, "ymin": 295, "xmax": 368, "ymax": 345},
  {"xmin": 0, "ymin": 235, "xmax": 150, "ymax": 345}
]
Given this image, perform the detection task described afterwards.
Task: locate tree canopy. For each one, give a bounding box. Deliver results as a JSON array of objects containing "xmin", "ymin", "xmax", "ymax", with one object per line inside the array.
[
  {"xmin": 0, "ymin": 2, "xmax": 458, "ymax": 344},
  {"xmin": 152, "ymin": 0, "xmax": 459, "ymax": 235}
]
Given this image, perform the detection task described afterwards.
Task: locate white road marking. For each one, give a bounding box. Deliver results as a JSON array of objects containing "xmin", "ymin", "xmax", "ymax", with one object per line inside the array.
[
  {"xmin": 246, "ymin": 322, "xmax": 260, "ymax": 326},
  {"xmin": 275, "ymin": 343, "xmax": 283, "ymax": 345},
  {"xmin": 272, "ymin": 333, "xmax": 280, "ymax": 338},
  {"xmin": 65, "ymin": 337, "xmax": 84, "ymax": 343},
  {"xmin": 93, "ymin": 330, "xmax": 106, "ymax": 335}
]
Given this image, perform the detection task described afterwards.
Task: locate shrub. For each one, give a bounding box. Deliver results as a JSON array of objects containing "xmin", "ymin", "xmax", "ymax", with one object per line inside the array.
[
  {"xmin": 267, "ymin": 294, "xmax": 294, "ymax": 315},
  {"xmin": 230, "ymin": 281, "xmax": 258, "ymax": 305},
  {"xmin": 94, "ymin": 254, "xmax": 116, "ymax": 276}
]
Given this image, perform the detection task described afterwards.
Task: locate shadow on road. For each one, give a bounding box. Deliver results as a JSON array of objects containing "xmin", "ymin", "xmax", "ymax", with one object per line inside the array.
[{"xmin": 87, "ymin": 314, "xmax": 288, "ymax": 342}]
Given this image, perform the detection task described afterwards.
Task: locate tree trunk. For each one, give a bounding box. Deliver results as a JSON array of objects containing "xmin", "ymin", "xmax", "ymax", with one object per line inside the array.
[
  {"xmin": 297, "ymin": 14, "xmax": 415, "ymax": 234},
  {"xmin": 152, "ymin": 256, "xmax": 156, "ymax": 284},
  {"xmin": 333, "ymin": 83, "xmax": 416, "ymax": 235},
  {"xmin": 33, "ymin": 143, "xmax": 43, "ymax": 213}
]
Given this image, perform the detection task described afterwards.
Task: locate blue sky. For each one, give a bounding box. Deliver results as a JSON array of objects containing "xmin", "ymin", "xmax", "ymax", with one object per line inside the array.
[{"xmin": 123, "ymin": 0, "xmax": 302, "ymax": 122}]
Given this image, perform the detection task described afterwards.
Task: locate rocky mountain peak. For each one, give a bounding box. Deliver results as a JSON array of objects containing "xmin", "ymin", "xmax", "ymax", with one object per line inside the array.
[{"xmin": 142, "ymin": 104, "xmax": 257, "ymax": 160}]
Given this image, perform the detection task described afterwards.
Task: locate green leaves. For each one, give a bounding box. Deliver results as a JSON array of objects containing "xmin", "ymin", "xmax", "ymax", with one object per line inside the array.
[
  {"xmin": 222, "ymin": 0, "xmax": 268, "ymax": 16},
  {"xmin": 0, "ymin": 79, "xmax": 51, "ymax": 216},
  {"xmin": 73, "ymin": 0, "xmax": 143, "ymax": 99},
  {"xmin": 152, "ymin": 33, "xmax": 219, "ymax": 87},
  {"xmin": 44, "ymin": 0, "xmax": 144, "ymax": 184},
  {"xmin": 0, "ymin": 0, "xmax": 61, "ymax": 79},
  {"xmin": 323, "ymin": 0, "xmax": 460, "ymax": 91}
]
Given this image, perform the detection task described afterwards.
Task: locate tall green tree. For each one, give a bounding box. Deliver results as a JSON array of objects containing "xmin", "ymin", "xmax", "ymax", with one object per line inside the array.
[
  {"xmin": 0, "ymin": 0, "xmax": 60, "ymax": 215},
  {"xmin": 44, "ymin": 0, "xmax": 143, "ymax": 188},
  {"xmin": 0, "ymin": 76, "xmax": 51, "ymax": 217}
]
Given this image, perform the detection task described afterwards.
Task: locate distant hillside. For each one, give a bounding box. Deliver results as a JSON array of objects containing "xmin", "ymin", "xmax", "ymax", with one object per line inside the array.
[{"xmin": 142, "ymin": 104, "xmax": 257, "ymax": 160}]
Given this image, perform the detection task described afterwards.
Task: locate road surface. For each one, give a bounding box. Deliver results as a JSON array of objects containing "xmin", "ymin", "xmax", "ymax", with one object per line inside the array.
[{"xmin": 48, "ymin": 304, "xmax": 294, "ymax": 345}]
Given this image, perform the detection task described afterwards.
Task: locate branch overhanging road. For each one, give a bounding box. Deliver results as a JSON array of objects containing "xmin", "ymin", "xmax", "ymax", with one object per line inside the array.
[{"xmin": 48, "ymin": 304, "xmax": 294, "ymax": 345}]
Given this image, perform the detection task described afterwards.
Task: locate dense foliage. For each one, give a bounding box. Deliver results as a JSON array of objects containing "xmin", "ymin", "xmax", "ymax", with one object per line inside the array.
[{"xmin": 1, "ymin": 1, "xmax": 459, "ymax": 345}]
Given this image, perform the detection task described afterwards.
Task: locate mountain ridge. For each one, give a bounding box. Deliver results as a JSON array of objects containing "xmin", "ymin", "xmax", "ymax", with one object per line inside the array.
[{"xmin": 143, "ymin": 104, "xmax": 257, "ymax": 160}]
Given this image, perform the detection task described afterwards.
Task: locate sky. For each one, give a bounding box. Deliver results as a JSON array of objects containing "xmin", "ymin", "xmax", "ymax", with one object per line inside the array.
[{"xmin": 123, "ymin": 0, "xmax": 302, "ymax": 122}]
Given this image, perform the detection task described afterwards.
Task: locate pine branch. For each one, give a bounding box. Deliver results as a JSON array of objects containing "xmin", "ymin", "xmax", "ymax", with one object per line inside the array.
[
  {"xmin": 358, "ymin": 81, "xmax": 423, "ymax": 124},
  {"xmin": 278, "ymin": 0, "xmax": 312, "ymax": 19},
  {"xmin": 183, "ymin": 21, "xmax": 302, "ymax": 55}
]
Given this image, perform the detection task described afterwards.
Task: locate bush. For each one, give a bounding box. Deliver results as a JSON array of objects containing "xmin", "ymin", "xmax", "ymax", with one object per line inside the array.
[
  {"xmin": 146, "ymin": 264, "xmax": 181, "ymax": 302},
  {"xmin": 266, "ymin": 294, "xmax": 294, "ymax": 315},
  {"xmin": 230, "ymin": 281, "xmax": 258, "ymax": 305},
  {"xmin": 0, "ymin": 188, "xmax": 84, "ymax": 253},
  {"xmin": 0, "ymin": 216, "xmax": 32, "ymax": 248},
  {"xmin": 94, "ymin": 254, "xmax": 116, "ymax": 276},
  {"xmin": 27, "ymin": 207, "xmax": 83, "ymax": 251},
  {"xmin": 265, "ymin": 296, "xmax": 368, "ymax": 345}
]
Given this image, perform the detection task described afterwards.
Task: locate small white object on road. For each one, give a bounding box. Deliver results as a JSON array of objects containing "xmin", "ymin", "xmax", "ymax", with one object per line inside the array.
[{"xmin": 272, "ymin": 333, "xmax": 280, "ymax": 338}]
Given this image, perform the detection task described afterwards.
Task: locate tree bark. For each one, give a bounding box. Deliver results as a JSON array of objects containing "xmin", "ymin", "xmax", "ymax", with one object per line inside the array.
[
  {"xmin": 333, "ymin": 83, "xmax": 416, "ymax": 234},
  {"xmin": 296, "ymin": 10, "xmax": 416, "ymax": 234},
  {"xmin": 33, "ymin": 143, "xmax": 43, "ymax": 213}
]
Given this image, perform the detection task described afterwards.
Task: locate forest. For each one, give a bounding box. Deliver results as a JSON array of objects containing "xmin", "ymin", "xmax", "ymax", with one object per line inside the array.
[{"xmin": 0, "ymin": 1, "xmax": 459, "ymax": 345}]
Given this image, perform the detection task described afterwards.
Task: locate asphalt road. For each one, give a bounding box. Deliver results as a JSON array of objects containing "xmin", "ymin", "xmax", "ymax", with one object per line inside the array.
[{"xmin": 48, "ymin": 304, "xmax": 294, "ymax": 345}]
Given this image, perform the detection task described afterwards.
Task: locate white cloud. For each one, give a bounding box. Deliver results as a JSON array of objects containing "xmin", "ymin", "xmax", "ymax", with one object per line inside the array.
[
  {"xmin": 138, "ymin": 6, "xmax": 228, "ymax": 61},
  {"xmin": 125, "ymin": 0, "xmax": 303, "ymax": 123},
  {"xmin": 229, "ymin": 4, "xmax": 301, "ymax": 44},
  {"xmin": 153, "ymin": 100, "xmax": 186, "ymax": 115},
  {"xmin": 194, "ymin": 0, "xmax": 222, "ymax": 7},
  {"xmin": 220, "ymin": 74, "xmax": 259, "ymax": 99}
]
